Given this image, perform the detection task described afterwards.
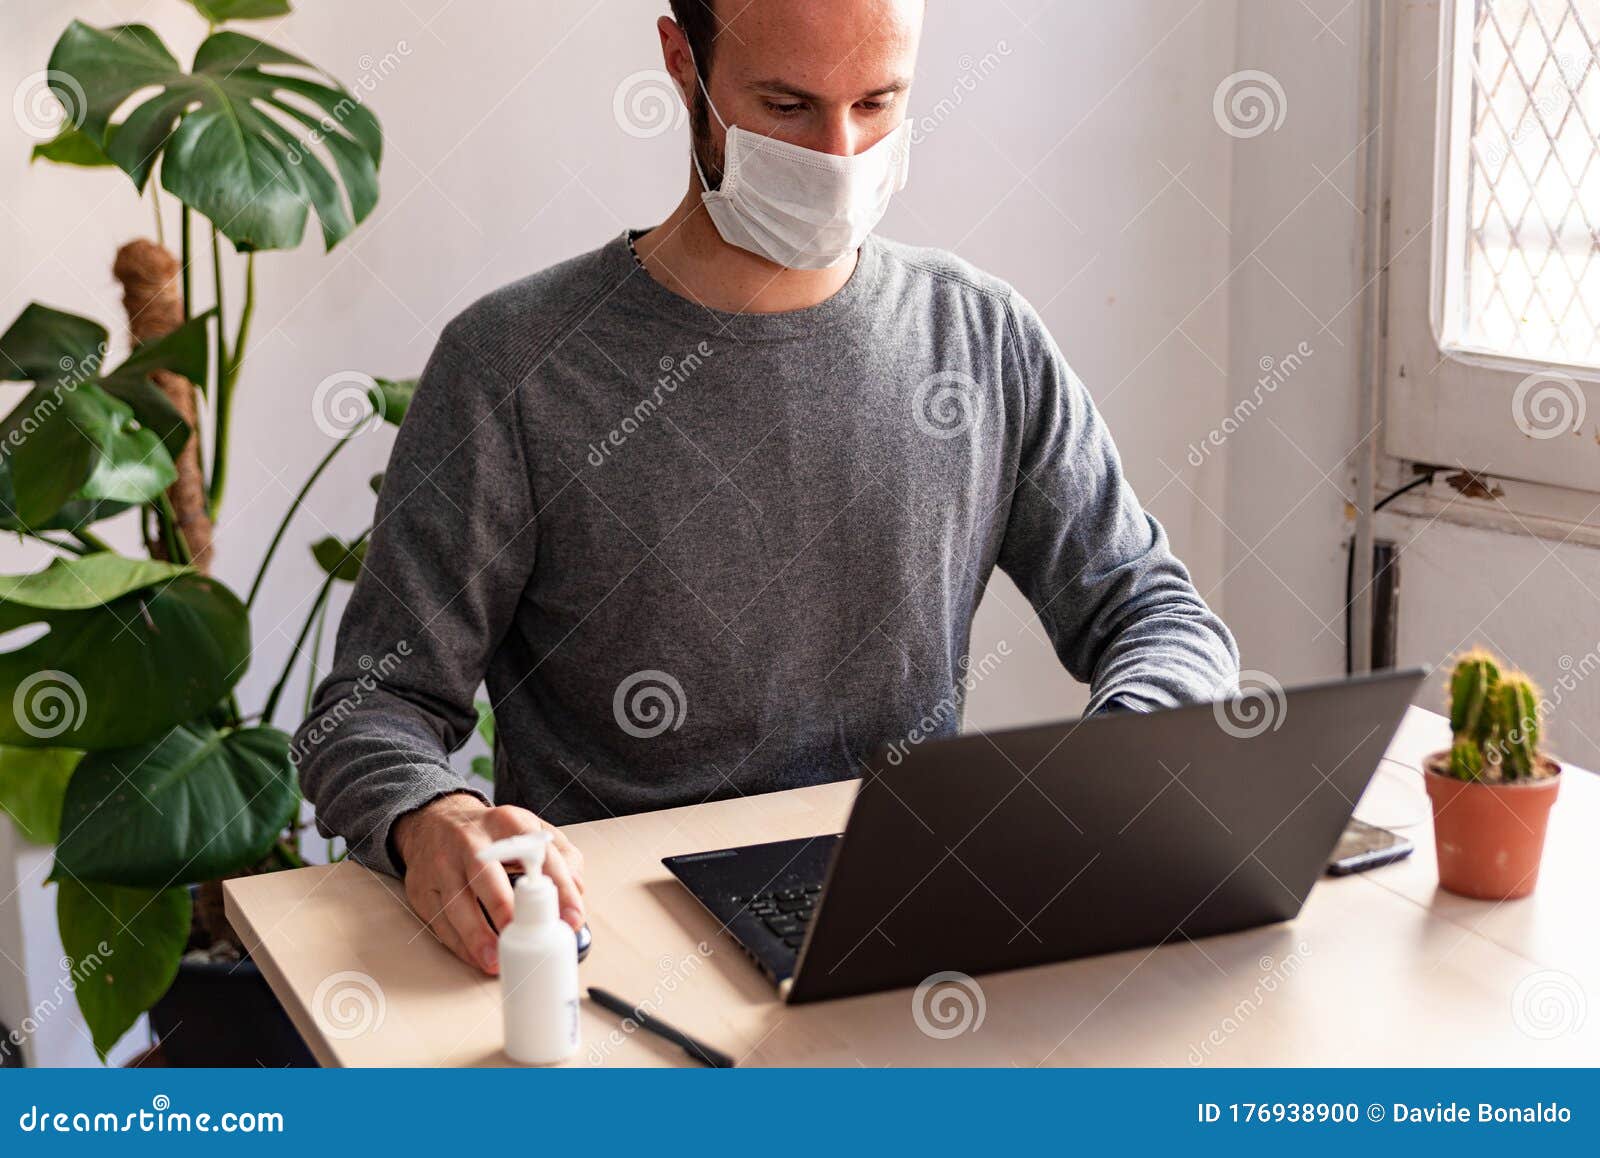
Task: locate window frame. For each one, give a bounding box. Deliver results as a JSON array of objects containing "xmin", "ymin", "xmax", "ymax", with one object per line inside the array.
[{"xmin": 1383, "ymin": 0, "xmax": 1600, "ymax": 495}]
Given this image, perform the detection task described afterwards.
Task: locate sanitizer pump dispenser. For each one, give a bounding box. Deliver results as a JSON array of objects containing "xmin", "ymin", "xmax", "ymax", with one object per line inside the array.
[{"xmin": 476, "ymin": 832, "xmax": 580, "ymax": 1065}]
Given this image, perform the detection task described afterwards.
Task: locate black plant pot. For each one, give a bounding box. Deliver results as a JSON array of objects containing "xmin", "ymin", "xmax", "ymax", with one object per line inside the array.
[{"xmin": 148, "ymin": 957, "xmax": 318, "ymax": 1067}]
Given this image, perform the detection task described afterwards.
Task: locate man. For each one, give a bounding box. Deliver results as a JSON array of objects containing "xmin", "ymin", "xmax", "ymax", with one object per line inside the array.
[{"xmin": 297, "ymin": 0, "xmax": 1238, "ymax": 977}]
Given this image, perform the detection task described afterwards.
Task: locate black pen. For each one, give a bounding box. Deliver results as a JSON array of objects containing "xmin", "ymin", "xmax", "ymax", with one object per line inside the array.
[{"xmin": 586, "ymin": 986, "xmax": 735, "ymax": 1068}]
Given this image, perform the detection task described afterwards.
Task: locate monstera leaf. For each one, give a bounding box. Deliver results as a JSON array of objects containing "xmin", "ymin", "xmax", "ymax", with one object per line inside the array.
[
  {"xmin": 370, "ymin": 376, "xmax": 416, "ymax": 426},
  {"xmin": 31, "ymin": 125, "xmax": 114, "ymax": 168},
  {"xmin": 0, "ymin": 303, "xmax": 211, "ymax": 529},
  {"xmin": 0, "ymin": 555, "xmax": 251, "ymax": 750},
  {"xmin": 0, "ymin": 745, "xmax": 81, "ymax": 844},
  {"xmin": 56, "ymin": 877, "xmax": 190, "ymax": 1060},
  {"xmin": 47, "ymin": 20, "xmax": 381, "ymax": 252},
  {"xmin": 186, "ymin": 0, "xmax": 293, "ymax": 20},
  {"xmin": 311, "ymin": 535, "xmax": 367, "ymax": 581},
  {"xmin": 54, "ymin": 723, "xmax": 297, "ymax": 888}
]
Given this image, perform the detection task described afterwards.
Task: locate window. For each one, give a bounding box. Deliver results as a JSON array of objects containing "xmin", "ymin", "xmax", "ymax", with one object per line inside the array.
[
  {"xmin": 1438, "ymin": 0, "xmax": 1600, "ymax": 369},
  {"xmin": 1384, "ymin": 0, "xmax": 1600, "ymax": 498}
]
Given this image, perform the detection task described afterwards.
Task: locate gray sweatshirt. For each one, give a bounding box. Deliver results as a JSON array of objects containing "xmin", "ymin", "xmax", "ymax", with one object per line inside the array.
[{"xmin": 296, "ymin": 231, "xmax": 1238, "ymax": 876}]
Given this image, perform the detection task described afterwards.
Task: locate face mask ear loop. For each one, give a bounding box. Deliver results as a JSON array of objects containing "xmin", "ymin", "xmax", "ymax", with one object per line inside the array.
[{"xmin": 683, "ymin": 42, "xmax": 729, "ymax": 194}]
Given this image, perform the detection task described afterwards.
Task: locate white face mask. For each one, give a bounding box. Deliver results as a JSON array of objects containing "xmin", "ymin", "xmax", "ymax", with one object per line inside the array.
[{"xmin": 686, "ymin": 62, "xmax": 911, "ymax": 270}]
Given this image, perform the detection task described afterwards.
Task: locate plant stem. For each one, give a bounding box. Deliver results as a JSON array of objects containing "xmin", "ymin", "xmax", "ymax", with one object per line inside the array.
[
  {"xmin": 245, "ymin": 431, "xmax": 356, "ymax": 609},
  {"xmin": 261, "ymin": 529, "xmax": 368, "ymax": 725},
  {"xmin": 155, "ymin": 494, "xmax": 192, "ymax": 565},
  {"xmin": 304, "ymin": 594, "xmax": 330, "ymax": 715},
  {"xmin": 230, "ymin": 253, "xmax": 256, "ymax": 379},
  {"xmin": 207, "ymin": 244, "xmax": 255, "ymax": 520},
  {"xmin": 28, "ymin": 532, "xmax": 89, "ymax": 556},
  {"xmin": 151, "ymin": 187, "xmax": 165, "ymax": 248},
  {"xmin": 179, "ymin": 206, "xmax": 192, "ymax": 319},
  {"xmin": 72, "ymin": 527, "xmax": 113, "ymax": 554}
]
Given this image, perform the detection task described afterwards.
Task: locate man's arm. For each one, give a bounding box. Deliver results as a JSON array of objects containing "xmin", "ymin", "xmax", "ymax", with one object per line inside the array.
[
  {"xmin": 293, "ymin": 326, "xmax": 583, "ymax": 975},
  {"xmin": 994, "ymin": 291, "xmax": 1239, "ymax": 711}
]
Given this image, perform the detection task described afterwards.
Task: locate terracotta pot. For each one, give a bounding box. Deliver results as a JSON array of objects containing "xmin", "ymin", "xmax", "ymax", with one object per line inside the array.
[{"xmin": 1423, "ymin": 752, "xmax": 1561, "ymax": 900}]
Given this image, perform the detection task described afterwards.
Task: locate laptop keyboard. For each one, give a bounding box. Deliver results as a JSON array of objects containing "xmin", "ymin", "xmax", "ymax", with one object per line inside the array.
[{"xmin": 734, "ymin": 884, "xmax": 822, "ymax": 949}]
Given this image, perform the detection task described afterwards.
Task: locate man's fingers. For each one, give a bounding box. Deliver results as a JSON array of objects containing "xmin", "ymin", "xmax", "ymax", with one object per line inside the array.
[
  {"xmin": 541, "ymin": 845, "xmax": 586, "ymax": 930},
  {"xmin": 467, "ymin": 857, "xmax": 517, "ymax": 932},
  {"xmin": 414, "ymin": 888, "xmax": 471, "ymax": 966},
  {"xmin": 441, "ymin": 883, "xmax": 501, "ymax": 974}
]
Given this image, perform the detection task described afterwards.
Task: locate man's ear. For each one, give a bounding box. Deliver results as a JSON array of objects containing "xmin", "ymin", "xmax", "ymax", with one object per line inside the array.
[{"xmin": 657, "ymin": 15, "xmax": 696, "ymax": 106}]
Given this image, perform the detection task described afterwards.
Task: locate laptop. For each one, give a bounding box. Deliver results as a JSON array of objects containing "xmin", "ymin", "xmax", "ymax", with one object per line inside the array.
[{"xmin": 663, "ymin": 667, "xmax": 1424, "ymax": 1003}]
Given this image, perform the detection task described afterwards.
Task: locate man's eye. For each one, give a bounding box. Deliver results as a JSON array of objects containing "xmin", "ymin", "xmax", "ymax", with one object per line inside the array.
[
  {"xmin": 858, "ymin": 100, "xmax": 891, "ymax": 112},
  {"xmin": 764, "ymin": 101, "xmax": 805, "ymax": 116}
]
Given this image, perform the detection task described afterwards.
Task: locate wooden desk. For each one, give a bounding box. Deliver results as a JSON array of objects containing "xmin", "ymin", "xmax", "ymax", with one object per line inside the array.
[{"xmin": 226, "ymin": 706, "xmax": 1598, "ymax": 1066}]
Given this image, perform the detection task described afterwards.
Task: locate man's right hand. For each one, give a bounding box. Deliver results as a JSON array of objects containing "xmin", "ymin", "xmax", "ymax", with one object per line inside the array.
[{"xmin": 391, "ymin": 794, "xmax": 586, "ymax": 975}]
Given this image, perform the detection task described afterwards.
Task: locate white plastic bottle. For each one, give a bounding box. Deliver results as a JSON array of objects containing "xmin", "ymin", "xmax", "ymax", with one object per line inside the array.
[{"xmin": 477, "ymin": 832, "xmax": 580, "ymax": 1065}]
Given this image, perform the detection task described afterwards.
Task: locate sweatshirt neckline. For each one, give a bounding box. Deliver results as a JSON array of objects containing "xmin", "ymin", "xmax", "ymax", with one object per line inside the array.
[{"xmin": 606, "ymin": 229, "xmax": 884, "ymax": 341}]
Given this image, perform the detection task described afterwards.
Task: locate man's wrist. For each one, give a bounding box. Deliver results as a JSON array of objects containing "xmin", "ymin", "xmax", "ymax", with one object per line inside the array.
[{"xmin": 389, "ymin": 790, "xmax": 485, "ymax": 873}]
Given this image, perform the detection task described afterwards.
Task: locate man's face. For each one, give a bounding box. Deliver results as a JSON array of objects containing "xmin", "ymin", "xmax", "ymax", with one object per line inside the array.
[{"xmin": 674, "ymin": 0, "xmax": 924, "ymax": 189}]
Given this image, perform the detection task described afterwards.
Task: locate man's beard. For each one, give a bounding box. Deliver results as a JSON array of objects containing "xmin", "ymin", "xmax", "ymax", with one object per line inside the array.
[{"xmin": 689, "ymin": 87, "xmax": 726, "ymax": 191}]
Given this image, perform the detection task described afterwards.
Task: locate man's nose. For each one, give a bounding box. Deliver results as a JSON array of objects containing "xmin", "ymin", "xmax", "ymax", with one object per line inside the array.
[{"xmin": 810, "ymin": 114, "xmax": 865, "ymax": 158}]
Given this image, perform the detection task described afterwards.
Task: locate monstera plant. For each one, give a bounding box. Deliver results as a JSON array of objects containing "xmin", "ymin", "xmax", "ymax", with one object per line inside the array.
[{"xmin": 0, "ymin": 1, "xmax": 411, "ymax": 1060}]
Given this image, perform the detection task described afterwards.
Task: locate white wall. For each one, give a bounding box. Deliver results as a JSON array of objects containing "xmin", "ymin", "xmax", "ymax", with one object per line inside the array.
[
  {"xmin": 1222, "ymin": 0, "xmax": 1600, "ymax": 772},
  {"xmin": 2, "ymin": 0, "xmax": 1244, "ymax": 1061}
]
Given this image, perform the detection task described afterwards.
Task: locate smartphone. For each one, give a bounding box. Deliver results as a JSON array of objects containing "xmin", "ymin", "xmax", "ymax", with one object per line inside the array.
[{"xmin": 1326, "ymin": 818, "xmax": 1414, "ymax": 876}]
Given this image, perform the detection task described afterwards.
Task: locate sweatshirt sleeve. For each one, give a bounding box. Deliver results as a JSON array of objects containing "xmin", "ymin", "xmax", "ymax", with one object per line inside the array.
[
  {"xmin": 995, "ymin": 291, "xmax": 1239, "ymax": 714},
  {"xmin": 292, "ymin": 327, "xmax": 538, "ymax": 877}
]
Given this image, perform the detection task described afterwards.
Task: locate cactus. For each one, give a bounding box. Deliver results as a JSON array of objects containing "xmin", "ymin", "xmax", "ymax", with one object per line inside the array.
[
  {"xmin": 1444, "ymin": 649, "xmax": 1548, "ymax": 782},
  {"xmin": 1493, "ymin": 674, "xmax": 1542, "ymax": 780},
  {"xmin": 1449, "ymin": 648, "xmax": 1500, "ymax": 744},
  {"xmin": 1449, "ymin": 736, "xmax": 1485, "ymax": 781}
]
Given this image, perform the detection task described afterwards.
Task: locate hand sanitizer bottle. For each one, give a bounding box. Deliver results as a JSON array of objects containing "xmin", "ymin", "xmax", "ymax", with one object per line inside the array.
[{"xmin": 477, "ymin": 832, "xmax": 580, "ymax": 1065}]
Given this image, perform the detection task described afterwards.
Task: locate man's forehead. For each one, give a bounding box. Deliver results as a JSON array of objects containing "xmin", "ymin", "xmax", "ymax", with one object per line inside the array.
[{"xmin": 708, "ymin": 0, "xmax": 923, "ymax": 92}]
